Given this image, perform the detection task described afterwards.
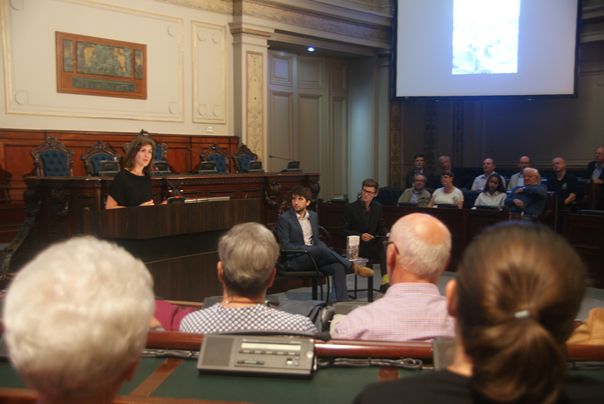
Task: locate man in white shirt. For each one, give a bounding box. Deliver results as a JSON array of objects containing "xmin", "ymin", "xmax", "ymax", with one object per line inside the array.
[
  {"xmin": 471, "ymin": 158, "xmax": 506, "ymax": 191},
  {"xmin": 507, "ymin": 155, "xmax": 531, "ymax": 190},
  {"xmin": 276, "ymin": 186, "xmax": 373, "ymax": 301}
]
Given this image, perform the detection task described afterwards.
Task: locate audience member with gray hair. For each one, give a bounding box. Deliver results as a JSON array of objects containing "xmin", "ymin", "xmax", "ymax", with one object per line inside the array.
[
  {"xmin": 505, "ymin": 167, "xmax": 548, "ymax": 220},
  {"xmin": 180, "ymin": 222, "xmax": 317, "ymax": 334},
  {"xmin": 398, "ymin": 174, "xmax": 431, "ymax": 207},
  {"xmin": 3, "ymin": 236, "xmax": 155, "ymax": 404},
  {"xmin": 331, "ymin": 213, "xmax": 454, "ymax": 341}
]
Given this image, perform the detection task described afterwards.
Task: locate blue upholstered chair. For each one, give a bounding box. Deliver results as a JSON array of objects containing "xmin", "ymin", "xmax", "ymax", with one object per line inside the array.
[
  {"xmin": 200, "ymin": 144, "xmax": 228, "ymax": 174},
  {"xmin": 232, "ymin": 144, "xmax": 262, "ymax": 173},
  {"xmin": 31, "ymin": 137, "xmax": 73, "ymax": 177},
  {"xmin": 81, "ymin": 141, "xmax": 120, "ymax": 176}
]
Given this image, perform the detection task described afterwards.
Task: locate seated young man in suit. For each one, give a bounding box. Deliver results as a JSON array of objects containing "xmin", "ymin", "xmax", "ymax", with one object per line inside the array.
[{"xmin": 277, "ymin": 186, "xmax": 374, "ymax": 301}]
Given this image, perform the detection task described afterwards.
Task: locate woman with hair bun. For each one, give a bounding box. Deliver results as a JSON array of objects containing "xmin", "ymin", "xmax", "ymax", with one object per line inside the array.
[{"xmin": 354, "ymin": 222, "xmax": 603, "ymax": 404}]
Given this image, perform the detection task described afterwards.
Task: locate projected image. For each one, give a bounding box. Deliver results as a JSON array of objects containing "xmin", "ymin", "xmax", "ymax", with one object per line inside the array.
[{"xmin": 452, "ymin": 0, "xmax": 520, "ymax": 75}]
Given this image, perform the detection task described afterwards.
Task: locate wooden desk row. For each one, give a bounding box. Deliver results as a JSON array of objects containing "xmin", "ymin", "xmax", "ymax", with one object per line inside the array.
[
  {"xmin": 318, "ymin": 202, "xmax": 604, "ymax": 289},
  {"xmin": 2, "ymin": 331, "xmax": 603, "ymax": 404},
  {"xmin": 2, "ymin": 172, "xmax": 319, "ymax": 300}
]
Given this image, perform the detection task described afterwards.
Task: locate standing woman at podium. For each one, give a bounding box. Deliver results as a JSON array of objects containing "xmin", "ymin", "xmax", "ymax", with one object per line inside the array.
[{"xmin": 105, "ymin": 134, "xmax": 155, "ymax": 209}]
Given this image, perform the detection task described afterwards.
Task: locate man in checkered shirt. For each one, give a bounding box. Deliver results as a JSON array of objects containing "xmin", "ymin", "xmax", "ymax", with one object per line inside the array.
[
  {"xmin": 331, "ymin": 213, "xmax": 455, "ymax": 341},
  {"xmin": 179, "ymin": 222, "xmax": 317, "ymax": 334}
]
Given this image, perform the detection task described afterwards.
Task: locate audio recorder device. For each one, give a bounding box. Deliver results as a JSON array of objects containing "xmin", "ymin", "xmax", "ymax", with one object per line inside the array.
[{"xmin": 197, "ymin": 334, "xmax": 316, "ymax": 377}]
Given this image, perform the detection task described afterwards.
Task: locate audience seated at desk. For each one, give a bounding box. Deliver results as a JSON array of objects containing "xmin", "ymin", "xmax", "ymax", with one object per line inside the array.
[
  {"xmin": 587, "ymin": 146, "xmax": 604, "ymax": 184},
  {"xmin": 354, "ymin": 222, "xmax": 604, "ymax": 404},
  {"xmin": 471, "ymin": 157, "xmax": 506, "ymax": 191},
  {"xmin": 2, "ymin": 237, "xmax": 154, "ymax": 404},
  {"xmin": 398, "ymin": 174, "xmax": 431, "ymax": 208},
  {"xmin": 548, "ymin": 156, "xmax": 578, "ymax": 211},
  {"xmin": 585, "ymin": 146, "xmax": 604, "ymax": 210},
  {"xmin": 276, "ymin": 186, "xmax": 373, "ymax": 302},
  {"xmin": 343, "ymin": 178, "xmax": 387, "ymax": 275},
  {"xmin": 505, "ymin": 167, "xmax": 547, "ymax": 220},
  {"xmin": 332, "ymin": 213, "xmax": 454, "ymax": 341},
  {"xmin": 428, "ymin": 171, "xmax": 464, "ymax": 209},
  {"xmin": 179, "ymin": 222, "xmax": 318, "ymax": 334},
  {"xmin": 105, "ymin": 133, "xmax": 156, "ymax": 209},
  {"xmin": 404, "ymin": 154, "xmax": 430, "ymax": 189},
  {"xmin": 473, "ymin": 173, "xmax": 506, "ymax": 210},
  {"xmin": 429, "ymin": 155, "xmax": 465, "ymax": 189},
  {"xmin": 507, "ymin": 155, "xmax": 531, "ymax": 190}
]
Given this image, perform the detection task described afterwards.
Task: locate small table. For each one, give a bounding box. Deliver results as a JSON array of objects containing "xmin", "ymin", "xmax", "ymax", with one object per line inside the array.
[{"xmin": 348, "ymin": 257, "xmax": 374, "ymax": 302}]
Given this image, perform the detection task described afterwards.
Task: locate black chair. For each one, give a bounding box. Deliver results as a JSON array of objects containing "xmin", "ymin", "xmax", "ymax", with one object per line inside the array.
[{"xmin": 271, "ymin": 224, "xmax": 332, "ymax": 303}]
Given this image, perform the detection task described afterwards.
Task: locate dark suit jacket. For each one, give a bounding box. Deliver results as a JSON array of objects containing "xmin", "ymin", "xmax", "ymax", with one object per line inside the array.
[
  {"xmin": 276, "ymin": 208, "xmax": 324, "ymax": 250},
  {"xmin": 342, "ymin": 199, "xmax": 387, "ymax": 239},
  {"xmin": 587, "ymin": 161, "xmax": 604, "ymax": 181}
]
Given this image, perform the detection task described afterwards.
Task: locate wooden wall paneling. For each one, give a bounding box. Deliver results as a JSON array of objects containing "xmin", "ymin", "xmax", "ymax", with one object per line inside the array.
[{"xmin": 0, "ymin": 129, "xmax": 241, "ymax": 203}]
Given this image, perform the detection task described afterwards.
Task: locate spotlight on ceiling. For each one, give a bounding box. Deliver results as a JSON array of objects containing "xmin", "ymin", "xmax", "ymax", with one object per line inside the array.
[{"xmin": 307, "ymin": 46, "xmax": 315, "ymax": 53}]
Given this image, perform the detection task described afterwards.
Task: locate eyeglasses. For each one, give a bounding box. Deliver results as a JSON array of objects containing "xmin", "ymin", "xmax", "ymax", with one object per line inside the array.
[{"xmin": 361, "ymin": 188, "xmax": 377, "ymax": 195}]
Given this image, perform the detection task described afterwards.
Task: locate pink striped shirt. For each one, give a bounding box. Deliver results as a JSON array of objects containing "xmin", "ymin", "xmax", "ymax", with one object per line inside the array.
[{"xmin": 331, "ymin": 283, "xmax": 455, "ymax": 341}]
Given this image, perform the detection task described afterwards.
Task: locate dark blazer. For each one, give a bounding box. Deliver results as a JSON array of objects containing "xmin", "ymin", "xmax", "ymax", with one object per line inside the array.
[
  {"xmin": 276, "ymin": 208, "xmax": 323, "ymax": 250},
  {"xmin": 504, "ymin": 184, "xmax": 548, "ymax": 217},
  {"xmin": 342, "ymin": 199, "xmax": 387, "ymax": 239},
  {"xmin": 587, "ymin": 161, "xmax": 604, "ymax": 181}
]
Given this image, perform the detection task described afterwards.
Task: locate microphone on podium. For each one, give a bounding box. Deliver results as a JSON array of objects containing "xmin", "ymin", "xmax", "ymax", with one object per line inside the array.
[
  {"xmin": 268, "ymin": 154, "xmax": 290, "ymax": 161},
  {"xmin": 162, "ymin": 177, "xmax": 185, "ymax": 204}
]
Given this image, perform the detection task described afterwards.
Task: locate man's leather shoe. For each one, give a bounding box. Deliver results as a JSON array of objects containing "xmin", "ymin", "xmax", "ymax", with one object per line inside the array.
[{"xmin": 352, "ymin": 263, "xmax": 374, "ymax": 278}]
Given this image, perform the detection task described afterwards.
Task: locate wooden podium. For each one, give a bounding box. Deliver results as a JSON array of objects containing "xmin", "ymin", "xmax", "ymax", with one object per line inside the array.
[
  {"xmin": 82, "ymin": 199, "xmax": 261, "ymax": 300},
  {"xmin": 2, "ymin": 172, "xmax": 320, "ymax": 299}
]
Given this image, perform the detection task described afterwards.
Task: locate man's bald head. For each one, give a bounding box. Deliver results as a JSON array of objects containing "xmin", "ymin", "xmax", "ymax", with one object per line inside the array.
[
  {"xmin": 552, "ymin": 156, "xmax": 567, "ymax": 173},
  {"xmin": 518, "ymin": 155, "xmax": 530, "ymax": 169},
  {"xmin": 388, "ymin": 213, "xmax": 451, "ymax": 282},
  {"xmin": 595, "ymin": 147, "xmax": 604, "ymax": 163}
]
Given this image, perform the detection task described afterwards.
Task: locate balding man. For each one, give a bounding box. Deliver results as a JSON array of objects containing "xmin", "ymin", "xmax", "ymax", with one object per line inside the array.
[
  {"xmin": 471, "ymin": 158, "xmax": 506, "ymax": 191},
  {"xmin": 331, "ymin": 213, "xmax": 454, "ymax": 341},
  {"xmin": 507, "ymin": 155, "xmax": 531, "ymax": 190},
  {"xmin": 547, "ymin": 157, "xmax": 578, "ymax": 209},
  {"xmin": 505, "ymin": 167, "xmax": 547, "ymax": 219},
  {"xmin": 430, "ymin": 155, "xmax": 464, "ymax": 189},
  {"xmin": 587, "ymin": 146, "xmax": 604, "ymax": 185}
]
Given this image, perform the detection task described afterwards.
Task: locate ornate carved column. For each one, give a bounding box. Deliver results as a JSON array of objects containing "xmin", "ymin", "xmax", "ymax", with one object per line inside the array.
[
  {"xmin": 389, "ymin": 102, "xmax": 402, "ymax": 187},
  {"xmin": 424, "ymin": 100, "xmax": 437, "ymax": 174},
  {"xmin": 230, "ymin": 21, "xmax": 273, "ymax": 163}
]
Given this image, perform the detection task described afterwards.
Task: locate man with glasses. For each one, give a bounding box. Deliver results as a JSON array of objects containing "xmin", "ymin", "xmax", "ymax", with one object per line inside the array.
[
  {"xmin": 343, "ymin": 179, "xmax": 388, "ymax": 288},
  {"xmin": 398, "ymin": 174, "xmax": 432, "ymax": 207},
  {"xmin": 332, "ymin": 213, "xmax": 454, "ymax": 341}
]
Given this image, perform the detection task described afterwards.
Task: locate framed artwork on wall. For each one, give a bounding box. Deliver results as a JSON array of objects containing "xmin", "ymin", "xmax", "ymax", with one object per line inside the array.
[{"xmin": 55, "ymin": 32, "xmax": 147, "ymax": 99}]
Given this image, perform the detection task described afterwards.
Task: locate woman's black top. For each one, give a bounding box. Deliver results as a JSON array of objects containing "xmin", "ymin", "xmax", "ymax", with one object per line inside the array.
[{"xmin": 108, "ymin": 170, "xmax": 153, "ymax": 207}]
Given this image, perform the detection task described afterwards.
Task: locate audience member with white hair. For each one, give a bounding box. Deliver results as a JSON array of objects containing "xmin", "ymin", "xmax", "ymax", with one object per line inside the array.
[
  {"xmin": 3, "ymin": 236, "xmax": 155, "ymax": 404},
  {"xmin": 179, "ymin": 222, "xmax": 318, "ymax": 334},
  {"xmin": 331, "ymin": 213, "xmax": 454, "ymax": 341},
  {"xmin": 504, "ymin": 167, "xmax": 548, "ymax": 220}
]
